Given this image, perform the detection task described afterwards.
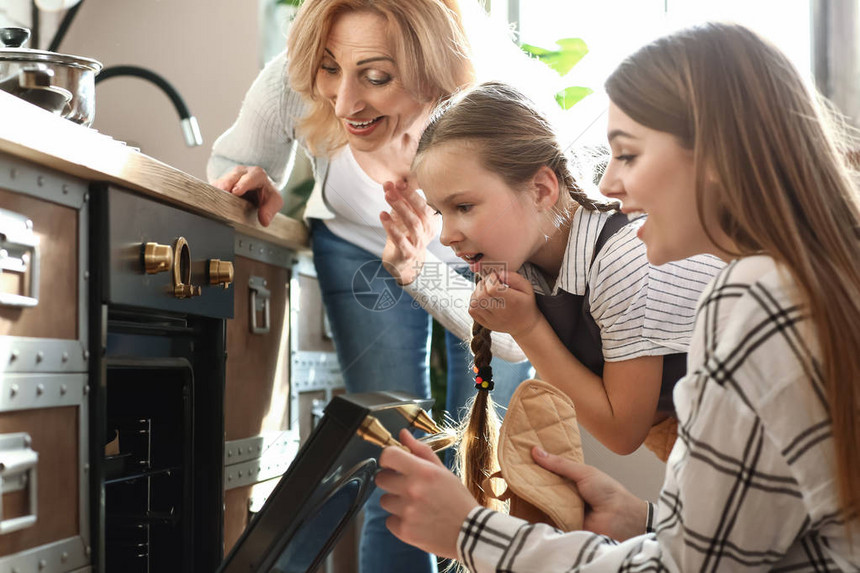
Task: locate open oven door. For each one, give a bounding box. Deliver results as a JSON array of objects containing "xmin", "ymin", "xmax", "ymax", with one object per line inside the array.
[{"xmin": 217, "ymin": 391, "xmax": 442, "ymax": 573}]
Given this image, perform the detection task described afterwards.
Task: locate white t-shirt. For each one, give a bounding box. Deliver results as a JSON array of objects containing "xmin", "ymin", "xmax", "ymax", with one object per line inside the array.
[{"xmin": 323, "ymin": 146, "xmax": 461, "ymax": 264}]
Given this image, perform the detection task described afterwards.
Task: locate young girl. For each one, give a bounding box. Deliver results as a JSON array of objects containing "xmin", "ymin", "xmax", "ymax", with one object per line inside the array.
[
  {"xmin": 376, "ymin": 23, "xmax": 860, "ymax": 571},
  {"xmin": 381, "ymin": 82, "xmax": 723, "ymax": 462}
]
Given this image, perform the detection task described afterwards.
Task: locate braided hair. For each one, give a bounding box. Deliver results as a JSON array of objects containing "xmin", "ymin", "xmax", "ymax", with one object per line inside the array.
[{"xmin": 414, "ymin": 82, "xmax": 618, "ymax": 509}]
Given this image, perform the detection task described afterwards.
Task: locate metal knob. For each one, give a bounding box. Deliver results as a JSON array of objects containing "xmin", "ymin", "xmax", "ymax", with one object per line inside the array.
[
  {"xmin": 173, "ymin": 283, "xmax": 201, "ymax": 299},
  {"xmin": 208, "ymin": 259, "xmax": 234, "ymax": 289},
  {"xmin": 0, "ymin": 28, "xmax": 30, "ymax": 49},
  {"xmin": 143, "ymin": 242, "xmax": 173, "ymax": 274}
]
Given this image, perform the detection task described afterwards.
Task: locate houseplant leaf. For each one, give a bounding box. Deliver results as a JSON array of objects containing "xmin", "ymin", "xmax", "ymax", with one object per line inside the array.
[
  {"xmin": 554, "ymin": 86, "xmax": 594, "ymax": 110},
  {"xmin": 520, "ymin": 37, "xmax": 588, "ymax": 76}
]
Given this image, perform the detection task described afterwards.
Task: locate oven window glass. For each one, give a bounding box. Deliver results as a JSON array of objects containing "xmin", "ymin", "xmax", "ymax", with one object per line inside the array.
[{"xmin": 268, "ymin": 461, "xmax": 375, "ymax": 573}]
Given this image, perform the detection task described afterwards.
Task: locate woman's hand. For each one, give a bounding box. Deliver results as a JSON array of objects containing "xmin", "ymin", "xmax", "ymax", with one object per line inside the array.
[
  {"xmin": 380, "ymin": 180, "xmax": 439, "ymax": 285},
  {"xmin": 532, "ymin": 447, "xmax": 648, "ymax": 541},
  {"xmin": 469, "ymin": 270, "xmax": 543, "ymax": 338},
  {"xmin": 376, "ymin": 429, "xmax": 479, "ymax": 559},
  {"xmin": 212, "ymin": 165, "xmax": 284, "ymax": 227}
]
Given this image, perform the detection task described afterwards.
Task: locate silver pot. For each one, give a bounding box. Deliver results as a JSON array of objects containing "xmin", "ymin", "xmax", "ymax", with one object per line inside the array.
[{"xmin": 0, "ymin": 27, "xmax": 102, "ymax": 126}]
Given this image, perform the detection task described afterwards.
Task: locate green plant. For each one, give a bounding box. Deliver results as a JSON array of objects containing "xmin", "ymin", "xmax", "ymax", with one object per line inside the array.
[{"xmin": 520, "ymin": 38, "xmax": 593, "ymax": 109}]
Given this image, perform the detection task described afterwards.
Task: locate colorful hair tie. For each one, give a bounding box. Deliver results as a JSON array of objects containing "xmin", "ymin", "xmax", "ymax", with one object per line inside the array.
[{"xmin": 473, "ymin": 365, "xmax": 494, "ymax": 391}]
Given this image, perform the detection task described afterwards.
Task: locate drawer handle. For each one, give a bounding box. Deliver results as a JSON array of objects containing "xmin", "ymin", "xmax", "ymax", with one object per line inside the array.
[
  {"xmin": 249, "ymin": 276, "xmax": 270, "ymax": 335},
  {"xmin": 0, "ymin": 432, "xmax": 38, "ymax": 534},
  {"xmin": 0, "ymin": 208, "xmax": 40, "ymax": 308}
]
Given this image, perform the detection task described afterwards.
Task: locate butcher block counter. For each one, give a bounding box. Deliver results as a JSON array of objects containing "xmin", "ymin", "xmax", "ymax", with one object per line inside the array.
[{"xmin": 0, "ymin": 89, "xmax": 309, "ymax": 251}]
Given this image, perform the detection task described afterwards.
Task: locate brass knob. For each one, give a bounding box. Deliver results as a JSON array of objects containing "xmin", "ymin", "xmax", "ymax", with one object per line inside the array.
[
  {"xmin": 143, "ymin": 242, "xmax": 173, "ymax": 274},
  {"xmin": 356, "ymin": 416, "xmax": 408, "ymax": 451},
  {"xmin": 174, "ymin": 283, "xmax": 202, "ymax": 299},
  {"xmin": 208, "ymin": 259, "xmax": 234, "ymax": 289}
]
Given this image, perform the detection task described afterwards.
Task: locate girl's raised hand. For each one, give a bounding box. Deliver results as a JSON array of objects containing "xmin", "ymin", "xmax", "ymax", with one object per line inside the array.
[
  {"xmin": 470, "ymin": 270, "xmax": 543, "ymax": 338},
  {"xmin": 380, "ymin": 180, "xmax": 439, "ymax": 285},
  {"xmin": 212, "ymin": 165, "xmax": 284, "ymax": 227}
]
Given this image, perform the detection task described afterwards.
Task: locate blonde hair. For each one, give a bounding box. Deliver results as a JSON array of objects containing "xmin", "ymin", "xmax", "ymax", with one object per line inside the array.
[
  {"xmin": 415, "ymin": 82, "xmax": 617, "ymax": 509},
  {"xmin": 606, "ymin": 22, "xmax": 860, "ymax": 517},
  {"xmin": 286, "ymin": 0, "xmax": 475, "ymax": 155}
]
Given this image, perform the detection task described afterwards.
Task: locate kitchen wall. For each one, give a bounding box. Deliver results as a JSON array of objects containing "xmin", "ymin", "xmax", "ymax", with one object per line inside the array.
[{"xmin": 59, "ymin": 0, "xmax": 269, "ymax": 180}]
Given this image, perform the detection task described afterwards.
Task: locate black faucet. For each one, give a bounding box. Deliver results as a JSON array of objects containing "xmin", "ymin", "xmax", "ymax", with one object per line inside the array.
[{"xmin": 95, "ymin": 65, "xmax": 203, "ymax": 147}]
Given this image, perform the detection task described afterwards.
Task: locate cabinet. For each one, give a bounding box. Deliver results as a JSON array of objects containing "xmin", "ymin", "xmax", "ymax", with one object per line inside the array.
[{"xmin": 0, "ymin": 154, "xmax": 92, "ymax": 573}]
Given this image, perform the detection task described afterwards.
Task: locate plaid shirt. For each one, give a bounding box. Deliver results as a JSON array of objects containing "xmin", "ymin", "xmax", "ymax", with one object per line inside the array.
[{"xmin": 458, "ymin": 255, "xmax": 859, "ymax": 572}]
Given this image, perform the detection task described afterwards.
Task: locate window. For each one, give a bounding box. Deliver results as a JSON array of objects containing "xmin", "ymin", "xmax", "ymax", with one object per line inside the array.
[{"xmin": 495, "ymin": 0, "xmax": 812, "ymax": 145}]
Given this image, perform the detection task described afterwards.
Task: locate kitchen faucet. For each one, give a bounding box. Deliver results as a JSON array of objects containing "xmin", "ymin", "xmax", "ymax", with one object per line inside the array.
[{"xmin": 95, "ymin": 65, "xmax": 203, "ymax": 147}]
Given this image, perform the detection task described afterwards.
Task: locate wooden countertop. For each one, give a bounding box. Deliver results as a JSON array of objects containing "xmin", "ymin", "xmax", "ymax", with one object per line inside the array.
[{"xmin": 0, "ymin": 91, "xmax": 309, "ymax": 251}]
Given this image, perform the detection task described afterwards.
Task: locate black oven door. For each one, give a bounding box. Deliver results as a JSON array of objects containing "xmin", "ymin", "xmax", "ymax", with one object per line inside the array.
[{"xmin": 218, "ymin": 391, "xmax": 435, "ymax": 573}]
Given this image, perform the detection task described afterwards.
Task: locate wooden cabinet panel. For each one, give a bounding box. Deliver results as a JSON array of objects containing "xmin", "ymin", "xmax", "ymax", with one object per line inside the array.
[
  {"xmin": 0, "ymin": 188, "xmax": 77, "ymax": 340},
  {"xmin": 0, "ymin": 406, "xmax": 79, "ymax": 555},
  {"xmin": 225, "ymin": 256, "xmax": 291, "ymax": 441}
]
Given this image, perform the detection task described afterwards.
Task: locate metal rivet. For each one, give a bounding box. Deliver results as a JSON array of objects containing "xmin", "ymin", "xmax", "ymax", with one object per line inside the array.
[
  {"xmin": 38, "ymin": 559, "xmax": 46, "ymax": 569},
  {"xmin": 83, "ymin": 193, "xmax": 89, "ymax": 202},
  {"xmin": 62, "ymin": 352, "xmax": 69, "ymax": 362},
  {"xmin": 60, "ymin": 385, "xmax": 68, "ymax": 395},
  {"xmin": 36, "ymin": 176, "xmax": 44, "ymax": 187},
  {"xmin": 25, "ymin": 219, "xmax": 33, "ymax": 230},
  {"xmin": 84, "ymin": 270, "xmax": 90, "ymax": 280},
  {"xmin": 227, "ymin": 475, "xmax": 232, "ymax": 481},
  {"xmin": 36, "ymin": 351, "xmax": 44, "ymax": 363},
  {"xmin": 83, "ymin": 385, "xmax": 89, "ymax": 395},
  {"xmin": 10, "ymin": 384, "xmax": 18, "ymax": 397},
  {"xmin": 238, "ymin": 470, "xmax": 243, "ymax": 477},
  {"xmin": 83, "ymin": 350, "xmax": 90, "ymax": 360},
  {"xmin": 237, "ymin": 447, "xmax": 242, "ymax": 454},
  {"xmin": 62, "ymin": 184, "xmax": 69, "ymax": 195},
  {"xmin": 61, "ymin": 552, "xmax": 69, "ymax": 562},
  {"xmin": 36, "ymin": 384, "xmax": 45, "ymax": 395},
  {"xmin": 238, "ymin": 240, "xmax": 243, "ymax": 247},
  {"xmin": 10, "ymin": 168, "xmax": 16, "ymax": 179},
  {"xmin": 9, "ymin": 349, "xmax": 18, "ymax": 362}
]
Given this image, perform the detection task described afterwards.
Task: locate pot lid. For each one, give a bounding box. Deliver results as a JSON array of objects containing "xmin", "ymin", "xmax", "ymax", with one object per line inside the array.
[{"xmin": 0, "ymin": 27, "xmax": 102, "ymax": 73}]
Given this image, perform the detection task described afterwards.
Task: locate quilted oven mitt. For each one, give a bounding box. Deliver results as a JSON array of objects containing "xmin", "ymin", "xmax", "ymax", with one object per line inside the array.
[{"xmin": 493, "ymin": 378, "xmax": 585, "ymax": 531}]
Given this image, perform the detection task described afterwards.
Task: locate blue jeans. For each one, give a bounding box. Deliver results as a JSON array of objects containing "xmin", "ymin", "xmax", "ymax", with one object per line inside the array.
[{"xmin": 310, "ymin": 220, "xmax": 531, "ymax": 573}]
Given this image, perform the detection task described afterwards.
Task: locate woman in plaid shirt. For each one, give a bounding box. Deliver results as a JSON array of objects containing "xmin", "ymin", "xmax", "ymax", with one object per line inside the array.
[{"xmin": 375, "ymin": 22, "xmax": 860, "ymax": 572}]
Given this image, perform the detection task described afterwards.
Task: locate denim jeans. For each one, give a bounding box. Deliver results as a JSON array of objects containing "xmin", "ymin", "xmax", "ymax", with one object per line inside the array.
[{"xmin": 310, "ymin": 220, "xmax": 531, "ymax": 573}]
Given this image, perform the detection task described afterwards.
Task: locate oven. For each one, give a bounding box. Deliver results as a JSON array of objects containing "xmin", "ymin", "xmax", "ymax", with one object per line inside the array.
[
  {"xmin": 218, "ymin": 391, "xmax": 440, "ymax": 573},
  {"xmin": 89, "ymin": 185, "xmax": 234, "ymax": 572}
]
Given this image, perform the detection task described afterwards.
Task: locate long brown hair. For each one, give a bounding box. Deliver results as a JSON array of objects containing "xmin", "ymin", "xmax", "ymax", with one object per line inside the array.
[
  {"xmin": 415, "ymin": 82, "xmax": 617, "ymax": 509},
  {"xmin": 606, "ymin": 22, "xmax": 860, "ymax": 517},
  {"xmin": 286, "ymin": 0, "xmax": 474, "ymax": 155}
]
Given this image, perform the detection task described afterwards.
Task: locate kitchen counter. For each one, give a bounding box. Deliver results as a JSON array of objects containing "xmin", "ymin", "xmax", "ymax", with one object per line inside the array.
[{"xmin": 0, "ymin": 90, "xmax": 309, "ymax": 251}]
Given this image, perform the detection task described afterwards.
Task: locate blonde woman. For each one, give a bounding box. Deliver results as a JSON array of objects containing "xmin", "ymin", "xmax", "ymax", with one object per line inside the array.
[{"xmin": 206, "ymin": 1, "xmax": 546, "ymax": 571}]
